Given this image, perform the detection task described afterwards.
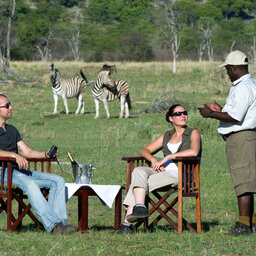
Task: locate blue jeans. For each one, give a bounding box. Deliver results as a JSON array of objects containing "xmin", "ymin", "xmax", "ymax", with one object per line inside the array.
[{"xmin": 0, "ymin": 166, "xmax": 67, "ymax": 233}]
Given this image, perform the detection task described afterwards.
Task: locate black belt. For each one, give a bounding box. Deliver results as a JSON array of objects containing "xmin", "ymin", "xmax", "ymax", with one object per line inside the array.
[
  {"xmin": 222, "ymin": 129, "xmax": 256, "ymax": 141},
  {"xmin": 222, "ymin": 133, "xmax": 234, "ymax": 141}
]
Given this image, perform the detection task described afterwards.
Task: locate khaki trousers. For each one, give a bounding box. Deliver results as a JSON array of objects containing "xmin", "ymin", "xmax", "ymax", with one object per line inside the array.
[
  {"xmin": 123, "ymin": 166, "xmax": 178, "ymax": 207},
  {"xmin": 225, "ymin": 130, "xmax": 256, "ymax": 196}
]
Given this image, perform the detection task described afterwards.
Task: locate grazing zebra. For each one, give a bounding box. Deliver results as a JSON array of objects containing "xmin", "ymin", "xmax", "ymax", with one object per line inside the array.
[
  {"xmin": 102, "ymin": 64, "xmax": 117, "ymax": 75},
  {"xmin": 92, "ymin": 70, "xmax": 131, "ymax": 119},
  {"xmin": 49, "ymin": 63, "xmax": 88, "ymax": 114}
]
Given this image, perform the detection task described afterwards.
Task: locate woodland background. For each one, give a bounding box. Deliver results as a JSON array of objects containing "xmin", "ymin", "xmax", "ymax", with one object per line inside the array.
[{"xmin": 1, "ymin": 0, "xmax": 256, "ymax": 70}]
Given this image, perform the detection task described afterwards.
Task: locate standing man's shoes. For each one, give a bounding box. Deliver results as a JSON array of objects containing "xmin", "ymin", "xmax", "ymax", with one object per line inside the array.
[{"xmin": 224, "ymin": 222, "xmax": 251, "ymax": 236}]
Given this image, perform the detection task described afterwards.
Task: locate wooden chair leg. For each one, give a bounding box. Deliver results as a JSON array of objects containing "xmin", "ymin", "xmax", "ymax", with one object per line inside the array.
[
  {"xmin": 196, "ymin": 195, "xmax": 202, "ymax": 232},
  {"xmin": 178, "ymin": 161, "xmax": 183, "ymax": 233},
  {"xmin": 7, "ymin": 198, "xmax": 12, "ymax": 232},
  {"xmin": 178, "ymin": 191, "xmax": 183, "ymax": 233},
  {"xmin": 114, "ymin": 188, "xmax": 123, "ymax": 229},
  {"xmin": 17, "ymin": 198, "xmax": 23, "ymax": 231},
  {"xmin": 144, "ymin": 196, "xmax": 149, "ymax": 231}
]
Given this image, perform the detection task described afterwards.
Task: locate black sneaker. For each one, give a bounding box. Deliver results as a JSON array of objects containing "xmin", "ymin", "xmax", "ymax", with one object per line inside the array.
[
  {"xmin": 225, "ymin": 222, "xmax": 251, "ymax": 236},
  {"xmin": 127, "ymin": 205, "xmax": 150, "ymax": 223},
  {"xmin": 112, "ymin": 223, "xmax": 134, "ymax": 234}
]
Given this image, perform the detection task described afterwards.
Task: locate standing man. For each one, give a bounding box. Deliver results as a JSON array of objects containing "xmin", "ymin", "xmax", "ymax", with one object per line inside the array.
[
  {"xmin": 0, "ymin": 94, "xmax": 76, "ymax": 234},
  {"xmin": 198, "ymin": 50, "xmax": 256, "ymax": 236}
]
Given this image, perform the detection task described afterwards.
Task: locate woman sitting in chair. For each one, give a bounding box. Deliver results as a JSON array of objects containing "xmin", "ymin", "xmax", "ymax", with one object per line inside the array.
[{"xmin": 114, "ymin": 104, "xmax": 201, "ymax": 234}]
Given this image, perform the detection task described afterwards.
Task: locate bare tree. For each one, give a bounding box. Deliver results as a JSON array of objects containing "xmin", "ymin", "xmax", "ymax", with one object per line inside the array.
[
  {"xmin": 253, "ymin": 37, "xmax": 256, "ymax": 65},
  {"xmin": 68, "ymin": 27, "xmax": 81, "ymax": 61},
  {"xmin": 68, "ymin": 7, "xmax": 83, "ymax": 61},
  {"xmin": 0, "ymin": 0, "xmax": 16, "ymax": 67},
  {"xmin": 198, "ymin": 17, "xmax": 215, "ymax": 62},
  {"xmin": 246, "ymin": 21, "xmax": 256, "ymax": 74},
  {"xmin": 230, "ymin": 40, "xmax": 236, "ymax": 52},
  {"xmin": 250, "ymin": 37, "xmax": 256, "ymax": 75},
  {"xmin": 154, "ymin": 0, "xmax": 185, "ymax": 73},
  {"xmin": 198, "ymin": 37, "xmax": 207, "ymax": 63},
  {"xmin": 36, "ymin": 30, "xmax": 53, "ymax": 61}
]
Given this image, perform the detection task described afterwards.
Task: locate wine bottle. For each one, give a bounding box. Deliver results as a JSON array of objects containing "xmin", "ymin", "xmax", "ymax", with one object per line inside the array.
[{"xmin": 67, "ymin": 152, "xmax": 79, "ymax": 167}]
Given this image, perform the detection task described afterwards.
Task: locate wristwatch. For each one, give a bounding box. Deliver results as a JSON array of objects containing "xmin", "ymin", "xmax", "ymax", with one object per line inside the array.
[{"xmin": 209, "ymin": 111, "xmax": 215, "ymax": 118}]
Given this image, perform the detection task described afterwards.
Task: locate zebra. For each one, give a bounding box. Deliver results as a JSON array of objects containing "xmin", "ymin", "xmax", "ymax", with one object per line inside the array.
[
  {"xmin": 49, "ymin": 63, "xmax": 88, "ymax": 114},
  {"xmin": 92, "ymin": 70, "xmax": 131, "ymax": 119},
  {"xmin": 101, "ymin": 64, "xmax": 117, "ymax": 75}
]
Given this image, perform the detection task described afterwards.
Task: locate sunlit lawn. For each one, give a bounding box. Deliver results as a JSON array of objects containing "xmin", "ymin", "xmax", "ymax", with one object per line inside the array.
[{"xmin": 0, "ymin": 61, "xmax": 255, "ymax": 255}]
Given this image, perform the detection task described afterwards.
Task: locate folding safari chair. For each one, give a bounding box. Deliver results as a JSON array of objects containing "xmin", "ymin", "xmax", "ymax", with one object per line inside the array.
[
  {"xmin": 0, "ymin": 157, "xmax": 56, "ymax": 232},
  {"xmin": 122, "ymin": 156, "xmax": 201, "ymax": 233}
]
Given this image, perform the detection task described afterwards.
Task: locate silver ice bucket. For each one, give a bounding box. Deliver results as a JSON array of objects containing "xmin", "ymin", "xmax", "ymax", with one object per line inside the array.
[{"xmin": 71, "ymin": 164, "xmax": 95, "ymax": 184}]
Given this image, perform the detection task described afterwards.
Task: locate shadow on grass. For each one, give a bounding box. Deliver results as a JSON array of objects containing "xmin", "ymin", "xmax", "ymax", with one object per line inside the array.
[
  {"xmin": 136, "ymin": 221, "xmax": 219, "ymax": 233},
  {"xmin": 0, "ymin": 221, "xmax": 219, "ymax": 234},
  {"xmin": 89, "ymin": 220, "xmax": 219, "ymax": 233},
  {"xmin": 43, "ymin": 111, "xmax": 95, "ymax": 117},
  {"xmin": 201, "ymin": 221, "xmax": 219, "ymax": 232},
  {"xmin": 91, "ymin": 225, "xmax": 116, "ymax": 231},
  {"xmin": 109, "ymin": 115, "xmax": 138, "ymax": 119},
  {"xmin": 0, "ymin": 224, "xmax": 43, "ymax": 233}
]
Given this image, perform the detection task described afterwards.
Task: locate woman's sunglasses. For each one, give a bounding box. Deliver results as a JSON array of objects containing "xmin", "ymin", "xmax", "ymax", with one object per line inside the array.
[
  {"xmin": 0, "ymin": 102, "xmax": 11, "ymax": 109},
  {"xmin": 172, "ymin": 111, "xmax": 188, "ymax": 117}
]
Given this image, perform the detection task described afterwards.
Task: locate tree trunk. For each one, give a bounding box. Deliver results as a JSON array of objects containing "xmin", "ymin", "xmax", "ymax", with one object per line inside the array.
[
  {"xmin": 207, "ymin": 37, "xmax": 213, "ymax": 61},
  {"xmin": 230, "ymin": 41, "xmax": 236, "ymax": 52},
  {"xmin": 198, "ymin": 39, "xmax": 207, "ymax": 62},
  {"xmin": 172, "ymin": 50, "xmax": 177, "ymax": 74},
  {"xmin": 5, "ymin": 0, "xmax": 16, "ymax": 67},
  {"xmin": 252, "ymin": 37, "xmax": 256, "ymax": 65},
  {"xmin": 68, "ymin": 29, "xmax": 81, "ymax": 61},
  {"xmin": 36, "ymin": 31, "xmax": 53, "ymax": 61}
]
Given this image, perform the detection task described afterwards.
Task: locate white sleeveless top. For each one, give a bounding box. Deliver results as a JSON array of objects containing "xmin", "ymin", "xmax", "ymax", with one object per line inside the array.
[{"xmin": 162, "ymin": 141, "xmax": 181, "ymax": 179}]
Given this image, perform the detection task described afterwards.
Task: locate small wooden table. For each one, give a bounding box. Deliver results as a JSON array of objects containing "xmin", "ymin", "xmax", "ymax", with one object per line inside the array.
[{"xmin": 73, "ymin": 186, "xmax": 124, "ymax": 232}]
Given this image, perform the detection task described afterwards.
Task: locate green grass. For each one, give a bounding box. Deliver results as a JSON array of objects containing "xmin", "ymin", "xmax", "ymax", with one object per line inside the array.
[{"xmin": 0, "ymin": 61, "xmax": 255, "ymax": 255}]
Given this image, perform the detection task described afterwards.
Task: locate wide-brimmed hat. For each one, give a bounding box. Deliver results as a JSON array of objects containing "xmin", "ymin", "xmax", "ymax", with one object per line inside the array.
[{"xmin": 219, "ymin": 50, "xmax": 248, "ymax": 67}]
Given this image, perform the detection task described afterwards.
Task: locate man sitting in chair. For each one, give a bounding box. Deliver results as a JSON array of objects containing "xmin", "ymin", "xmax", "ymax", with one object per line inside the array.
[
  {"xmin": 0, "ymin": 94, "xmax": 76, "ymax": 234},
  {"xmin": 113, "ymin": 104, "xmax": 201, "ymax": 234}
]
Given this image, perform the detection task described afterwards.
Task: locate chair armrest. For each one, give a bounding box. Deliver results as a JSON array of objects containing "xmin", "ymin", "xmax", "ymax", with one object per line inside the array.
[
  {"xmin": 175, "ymin": 156, "xmax": 200, "ymax": 161},
  {"xmin": 122, "ymin": 156, "xmax": 146, "ymax": 161},
  {"xmin": 122, "ymin": 156, "xmax": 151, "ymax": 193},
  {"xmin": 175, "ymin": 157, "xmax": 201, "ymax": 193},
  {"xmin": 122, "ymin": 156, "xmax": 201, "ymax": 194},
  {"xmin": 26, "ymin": 157, "xmax": 56, "ymax": 162},
  {"xmin": 0, "ymin": 157, "xmax": 16, "ymax": 193},
  {"xmin": 0, "ymin": 157, "xmax": 57, "ymax": 193},
  {"xmin": 26, "ymin": 158, "xmax": 56, "ymax": 173},
  {"xmin": 0, "ymin": 157, "xmax": 16, "ymax": 161}
]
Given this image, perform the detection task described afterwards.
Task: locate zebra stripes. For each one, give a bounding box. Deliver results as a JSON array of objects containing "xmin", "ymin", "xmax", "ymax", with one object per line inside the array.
[
  {"xmin": 49, "ymin": 63, "xmax": 88, "ymax": 114},
  {"xmin": 92, "ymin": 70, "xmax": 131, "ymax": 119}
]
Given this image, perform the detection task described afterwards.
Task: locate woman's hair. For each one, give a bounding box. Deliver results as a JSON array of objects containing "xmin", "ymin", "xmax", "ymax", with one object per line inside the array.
[
  {"xmin": 165, "ymin": 104, "xmax": 184, "ymax": 123},
  {"xmin": 0, "ymin": 94, "xmax": 7, "ymax": 98}
]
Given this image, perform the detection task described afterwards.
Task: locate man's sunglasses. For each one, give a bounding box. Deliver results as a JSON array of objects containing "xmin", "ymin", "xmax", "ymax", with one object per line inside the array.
[
  {"xmin": 0, "ymin": 102, "xmax": 11, "ymax": 109},
  {"xmin": 172, "ymin": 111, "xmax": 188, "ymax": 117}
]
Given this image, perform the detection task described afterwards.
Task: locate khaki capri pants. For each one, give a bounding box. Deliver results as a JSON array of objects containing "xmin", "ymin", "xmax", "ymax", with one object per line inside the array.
[
  {"xmin": 123, "ymin": 166, "xmax": 178, "ymax": 207},
  {"xmin": 225, "ymin": 130, "xmax": 256, "ymax": 196}
]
